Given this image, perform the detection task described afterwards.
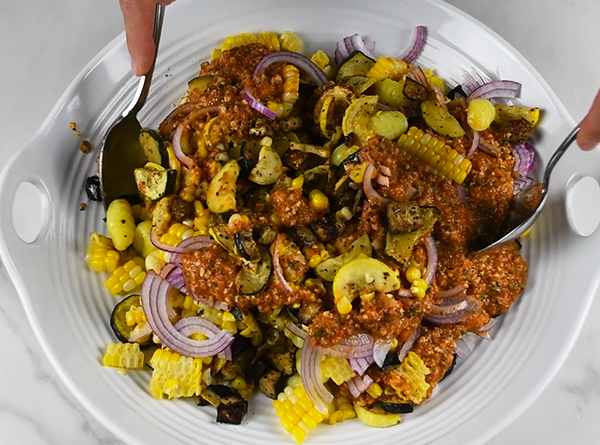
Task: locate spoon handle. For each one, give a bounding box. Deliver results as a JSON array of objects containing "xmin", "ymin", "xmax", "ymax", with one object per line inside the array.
[
  {"xmin": 122, "ymin": 3, "xmax": 166, "ymax": 117},
  {"xmin": 542, "ymin": 123, "xmax": 580, "ymax": 185}
]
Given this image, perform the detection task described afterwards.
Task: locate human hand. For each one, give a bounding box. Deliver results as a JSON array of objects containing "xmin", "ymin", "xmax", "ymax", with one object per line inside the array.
[
  {"xmin": 577, "ymin": 87, "xmax": 600, "ymax": 151},
  {"xmin": 119, "ymin": 0, "xmax": 176, "ymax": 76}
]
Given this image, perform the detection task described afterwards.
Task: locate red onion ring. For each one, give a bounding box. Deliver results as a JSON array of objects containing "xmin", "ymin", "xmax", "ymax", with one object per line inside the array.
[
  {"xmin": 300, "ymin": 340, "xmax": 334, "ymax": 415},
  {"xmin": 467, "ymin": 80, "xmax": 521, "ymax": 102},
  {"xmin": 362, "ymin": 163, "xmax": 389, "ymax": 204},
  {"xmin": 334, "ymin": 34, "xmax": 376, "ymax": 65},
  {"xmin": 398, "ymin": 325, "xmax": 421, "ymax": 362},
  {"xmin": 243, "ymin": 89, "xmax": 277, "ymax": 120},
  {"xmin": 272, "ymin": 234, "xmax": 293, "ymax": 294},
  {"xmin": 254, "ymin": 51, "xmax": 328, "ymax": 86},
  {"xmin": 347, "ymin": 374, "xmax": 374, "ymax": 398},
  {"xmin": 320, "ymin": 333, "xmax": 374, "ymax": 359},
  {"xmin": 174, "ymin": 316, "xmax": 233, "ymax": 359},
  {"xmin": 512, "ymin": 143, "xmax": 537, "ymax": 176},
  {"xmin": 423, "ymin": 298, "xmax": 480, "ymax": 326},
  {"xmin": 348, "ymin": 356, "xmax": 374, "ymax": 376},
  {"xmin": 423, "ymin": 235, "xmax": 438, "ymax": 286},
  {"xmin": 399, "ymin": 26, "xmax": 428, "ymax": 63},
  {"xmin": 379, "ymin": 165, "xmax": 392, "ymax": 176},
  {"xmin": 455, "ymin": 332, "xmax": 478, "ymax": 360},
  {"xmin": 141, "ymin": 271, "xmax": 234, "ymax": 358},
  {"xmin": 373, "ymin": 339, "xmax": 392, "ymax": 368},
  {"xmin": 171, "ymin": 125, "xmax": 196, "ymax": 169},
  {"xmin": 374, "ymin": 173, "xmax": 390, "ymax": 188},
  {"xmin": 286, "ymin": 321, "xmax": 308, "ymax": 340},
  {"xmin": 128, "ymin": 321, "xmax": 152, "ymax": 342},
  {"xmin": 468, "ymin": 130, "xmax": 480, "ymax": 158},
  {"xmin": 433, "ymin": 283, "xmax": 468, "ymax": 300}
]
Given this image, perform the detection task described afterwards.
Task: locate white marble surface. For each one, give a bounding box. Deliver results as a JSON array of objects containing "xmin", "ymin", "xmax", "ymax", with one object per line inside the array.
[{"xmin": 1, "ymin": 0, "xmax": 600, "ymax": 444}]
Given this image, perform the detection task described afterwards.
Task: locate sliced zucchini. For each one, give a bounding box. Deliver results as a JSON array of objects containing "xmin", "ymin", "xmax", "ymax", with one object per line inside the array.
[
  {"xmin": 354, "ymin": 403, "xmax": 401, "ymax": 428},
  {"xmin": 332, "ymin": 257, "xmax": 400, "ymax": 304},
  {"xmin": 420, "ymin": 93, "xmax": 465, "ymax": 138},
  {"xmin": 134, "ymin": 162, "xmax": 178, "ymax": 201},
  {"xmin": 336, "ymin": 51, "xmax": 376, "ymax": 84},
  {"xmin": 494, "ymin": 105, "xmax": 540, "ymax": 126},
  {"xmin": 207, "ymin": 160, "xmax": 240, "ymax": 213},
  {"xmin": 384, "ymin": 206, "xmax": 439, "ymax": 265},
  {"xmin": 188, "ymin": 75, "xmax": 213, "ymax": 94},
  {"xmin": 139, "ymin": 130, "xmax": 169, "ymax": 168},
  {"xmin": 369, "ymin": 110, "xmax": 408, "ymax": 141},
  {"xmin": 342, "ymin": 95, "xmax": 379, "ymax": 145},
  {"xmin": 314, "ymin": 233, "xmax": 372, "ymax": 281},
  {"xmin": 346, "ymin": 75, "xmax": 377, "ymax": 94},
  {"xmin": 236, "ymin": 246, "xmax": 272, "ymax": 295},
  {"xmin": 374, "ymin": 79, "xmax": 412, "ymax": 108},
  {"xmin": 110, "ymin": 294, "xmax": 150, "ymax": 344},
  {"xmin": 248, "ymin": 145, "xmax": 283, "ymax": 185}
]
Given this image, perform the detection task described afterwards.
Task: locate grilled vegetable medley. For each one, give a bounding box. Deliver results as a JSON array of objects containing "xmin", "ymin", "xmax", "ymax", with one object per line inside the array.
[{"xmin": 88, "ymin": 28, "xmax": 539, "ymax": 443}]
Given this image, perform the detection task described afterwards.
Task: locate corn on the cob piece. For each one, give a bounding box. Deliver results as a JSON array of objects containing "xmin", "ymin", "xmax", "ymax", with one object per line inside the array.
[
  {"xmin": 86, "ymin": 233, "xmax": 120, "ymax": 272},
  {"xmin": 279, "ymin": 30, "xmax": 303, "ymax": 52},
  {"xmin": 367, "ymin": 57, "xmax": 410, "ymax": 81},
  {"xmin": 105, "ymin": 257, "xmax": 146, "ymax": 295},
  {"xmin": 102, "ymin": 343, "xmax": 144, "ymax": 370},
  {"xmin": 282, "ymin": 65, "xmax": 300, "ymax": 104},
  {"xmin": 273, "ymin": 385, "xmax": 326, "ymax": 444},
  {"xmin": 148, "ymin": 348, "xmax": 205, "ymax": 399},
  {"xmin": 221, "ymin": 31, "xmax": 281, "ymax": 51},
  {"xmin": 393, "ymin": 351, "xmax": 431, "ymax": 405},
  {"xmin": 321, "ymin": 356, "xmax": 355, "ymax": 385},
  {"xmin": 397, "ymin": 126, "xmax": 472, "ymax": 184}
]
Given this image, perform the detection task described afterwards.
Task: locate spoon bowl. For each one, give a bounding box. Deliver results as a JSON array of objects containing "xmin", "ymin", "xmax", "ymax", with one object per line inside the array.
[
  {"xmin": 477, "ymin": 123, "xmax": 580, "ymax": 253},
  {"xmin": 99, "ymin": 4, "xmax": 165, "ymax": 208}
]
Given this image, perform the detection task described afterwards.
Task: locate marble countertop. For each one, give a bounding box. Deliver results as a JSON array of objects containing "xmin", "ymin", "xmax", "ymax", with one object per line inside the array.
[{"xmin": 1, "ymin": 0, "xmax": 600, "ymax": 444}]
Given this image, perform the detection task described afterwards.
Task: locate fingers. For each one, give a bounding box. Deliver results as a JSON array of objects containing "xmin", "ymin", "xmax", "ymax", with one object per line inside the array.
[
  {"xmin": 119, "ymin": 0, "xmax": 176, "ymax": 76},
  {"xmin": 577, "ymin": 88, "xmax": 600, "ymax": 151}
]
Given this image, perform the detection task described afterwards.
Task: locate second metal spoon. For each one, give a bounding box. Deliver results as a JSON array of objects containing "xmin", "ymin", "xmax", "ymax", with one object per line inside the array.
[
  {"xmin": 99, "ymin": 4, "xmax": 166, "ymax": 208},
  {"xmin": 477, "ymin": 123, "xmax": 580, "ymax": 253}
]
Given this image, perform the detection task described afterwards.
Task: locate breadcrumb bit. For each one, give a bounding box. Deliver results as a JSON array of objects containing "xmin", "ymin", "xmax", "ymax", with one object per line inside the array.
[
  {"xmin": 79, "ymin": 140, "xmax": 91, "ymax": 154},
  {"xmin": 79, "ymin": 202, "xmax": 87, "ymax": 211},
  {"xmin": 69, "ymin": 121, "xmax": 82, "ymax": 137}
]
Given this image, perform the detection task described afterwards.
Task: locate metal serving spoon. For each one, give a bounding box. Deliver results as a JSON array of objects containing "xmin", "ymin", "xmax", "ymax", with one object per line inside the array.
[
  {"xmin": 99, "ymin": 4, "xmax": 166, "ymax": 208},
  {"xmin": 477, "ymin": 123, "xmax": 580, "ymax": 253}
]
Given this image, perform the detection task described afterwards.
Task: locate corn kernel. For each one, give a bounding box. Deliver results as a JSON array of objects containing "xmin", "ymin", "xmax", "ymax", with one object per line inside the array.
[
  {"xmin": 291, "ymin": 176, "xmax": 305, "ymax": 190},
  {"xmin": 405, "ymin": 266, "xmax": 421, "ymax": 283},
  {"xmin": 308, "ymin": 189, "xmax": 329, "ymax": 212},
  {"xmin": 367, "ymin": 382, "xmax": 383, "ymax": 398},
  {"xmin": 336, "ymin": 296, "xmax": 353, "ymax": 315},
  {"xmin": 467, "ymin": 98, "xmax": 496, "ymax": 132},
  {"xmin": 360, "ymin": 291, "xmax": 376, "ymax": 302},
  {"xmin": 308, "ymin": 254, "xmax": 322, "ymax": 269}
]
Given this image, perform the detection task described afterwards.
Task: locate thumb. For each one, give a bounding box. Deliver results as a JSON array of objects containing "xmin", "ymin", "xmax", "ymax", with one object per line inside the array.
[
  {"xmin": 119, "ymin": 0, "xmax": 162, "ymax": 76},
  {"xmin": 577, "ymin": 88, "xmax": 600, "ymax": 151}
]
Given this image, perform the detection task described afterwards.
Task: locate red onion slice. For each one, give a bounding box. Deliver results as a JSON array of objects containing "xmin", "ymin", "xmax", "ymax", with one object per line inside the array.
[
  {"xmin": 468, "ymin": 130, "xmax": 480, "ymax": 158},
  {"xmin": 373, "ymin": 339, "xmax": 392, "ymax": 368},
  {"xmin": 348, "ymin": 356, "xmax": 374, "ymax": 376},
  {"xmin": 320, "ymin": 333, "xmax": 374, "ymax": 359},
  {"xmin": 254, "ymin": 51, "xmax": 328, "ymax": 86},
  {"xmin": 379, "ymin": 165, "xmax": 392, "ymax": 176},
  {"xmin": 347, "ymin": 374, "xmax": 374, "ymax": 399},
  {"xmin": 128, "ymin": 321, "xmax": 152, "ymax": 342},
  {"xmin": 362, "ymin": 163, "xmax": 389, "ymax": 204},
  {"xmin": 399, "ymin": 26, "xmax": 428, "ymax": 63},
  {"xmin": 423, "ymin": 235, "xmax": 438, "ymax": 286},
  {"xmin": 272, "ymin": 234, "xmax": 293, "ymax": 293},
  {"xmin": 512, "ymin": 143, "xmax": 537, "ymax": 176},
  {"xmin": 467, "ymin": 80, "xmax": 521, "ymax": 101},
  {"xmin": 455, "ymin": 332, "xmax": 478, "ymax": 360},
  {"xmin": 171, "ymin": 125, "xmax": 196, "ymax": 169},
  {"xmin": 243, "ymin": 89, "xmax": 277, "ymax": 120},
  {"xmin": 141, "ymin": 271, "xmax": 234, "ymax": 358},
  {"xmin": 334, "ymin": 34, "xmax": 376, "ymax": 65},
  {"xmin": 433, "ymin": 283, "xmax": 468, "ymax": 300},
  {"xmin": 286, "ymin": 321, "xmax": 308, "ymax": 340},
  {"xmin": 300, "ymin": 340, "xmax": 333, "ymax": 415}
]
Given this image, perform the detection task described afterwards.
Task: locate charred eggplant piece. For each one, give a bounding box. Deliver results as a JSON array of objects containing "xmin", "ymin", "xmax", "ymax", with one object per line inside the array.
[
  {"xmin": 386, "ymin": 201, "xmax": 424, "ymax": 234},
  {"xmin": 380, "ymin": 401, "xmax": 414, "ymax": 414},
  {"xmin": 266, "ymin": 347, "xmax": 295, "ymax": 376},
  {"xmin": 110, "ymin": 294, "xmax": 150, "ymax": 345},
  {"xmin": 234, "ymin": 228, "xmax": 260, "ymax": 262},
  {"xmin": 293, "ymin": 226, "xmax": 319, "ymax": 248},
  {"xmin": 384, "ymin": 206, "xmax": 439, "ymax": 265},
  {"xmin": 258, "ymin": 368, "xmax": 286, "ymax": 400},
  {"xmin": 236, "ymin": 245, "xmax": 272, "ymax": 295},
  {"xmin": 310, "ymin": 212, "xmax": 345, "ymax": 242},
  {"xmin": 85, "ymin": 175, "xmax": 102, "ymax": 202},
  {"xmin": 206, "ymin": 385, "xmax": 249, "ymax": 425}
]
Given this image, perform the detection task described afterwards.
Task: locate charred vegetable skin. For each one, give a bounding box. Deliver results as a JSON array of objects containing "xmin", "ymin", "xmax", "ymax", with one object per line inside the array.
[{"xmin": 94, "ymin": 28, "xmax": 537, "ymax": 443}]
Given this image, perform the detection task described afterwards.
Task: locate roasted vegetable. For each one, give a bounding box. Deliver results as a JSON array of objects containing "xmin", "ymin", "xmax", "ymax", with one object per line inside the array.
[
  {"xmin": 188, "ymin": 75, "xmax": 213, "ymax": 94},
  {"xmin": 110, "ymin": 294, "xmax": 149, "ymax": 344},
  {"xmin": 249, "ymin": 144, "xmax": 284, "ymax": 185},
  {"xmin": 134, "ymin": 162, "xmax": 178, "ymax": 201},
  {"xmin": 385, "ymin": 206, "xmax": 439, "ymax": 265},
  {"xmin": 204, "ymin": 385, "xmax": 249, "ymax": 425},
  {"xmin": 207, "ymin": 160, "xmax": 240, "ymax": 213},
  {"xmin": 342, "ymin": 95, "xmax": 379, "ymax": 145},
  {"xmin": 420, "ymin": 92, "xmax": 465, "ymax": 138},
  {"xmin": 259, "ymin": 368, "xmax": 286, "ymax": 399},
  {"xmin": 236, "ymin": 245, "xmax": 272, "ymax": 294},
  {"xmin": 314, "ymin": 233, "xmax": 372, "ymax": 281},
  {"xmin": 139, "ymin": 130, "xmax": 169, "ymax": 168},
  {"xmin": 354, "ymin": 403, "xmax": 401, "ymax": 428}
]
